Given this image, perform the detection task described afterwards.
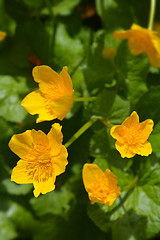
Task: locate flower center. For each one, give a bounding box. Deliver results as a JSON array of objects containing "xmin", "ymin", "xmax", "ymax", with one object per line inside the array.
[
  {"xmin": 88, "ymin": 175, "xmax": 110, "ymax": 200},
  {"xmin": 26, "ymin": 144, "xmax": 53, "ymax": 182},
  {"xmin": 41, "ymin": 85, "xmax": 64, "ymax": 100}
]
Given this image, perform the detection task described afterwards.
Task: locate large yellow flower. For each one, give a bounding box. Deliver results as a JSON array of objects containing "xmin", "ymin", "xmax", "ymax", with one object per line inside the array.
[
  {"xmin": 21, "ymin": 65, "xmax": 74, "ymax": 123},
  {"xmin": 113, "ymin": 24, "xmax": 160, "ymax": 68},
  {"xmin": 82, "ymin": 163, "xmax": 121, "ymax": 206},
  {"xmin": 8, "ymin": 123, "xmax": 68, "ymax": 197},
  {"xmin": 110, "ymin": 111, "xmax": 154, "ymax": 158}
]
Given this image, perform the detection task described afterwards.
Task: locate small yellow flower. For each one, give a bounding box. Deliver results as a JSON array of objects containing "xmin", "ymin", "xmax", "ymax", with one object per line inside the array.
[
  {"xmin": 110, "ymin": 111, "xmax": 154, "ymax": 158},
  {"xmin": 8, "ymin": 123, "xmax": 68, "ymax": 197},
  {"xmin": 0, "ymin": 31, "xmax": 7, "ymax": 41},
  {"xmin": 113, "ymin": 24, "xmax": 160, "ymax": 68},
  {"xmin": 82, "ymin": 163, "xmax": 121, "ymax": 206},
  {"xmin": 102, "ymin": 47, "xmax": 117, "ymax": 59},
  {"xmin": 21, "ymin": 65, "xmax": 74, "ymax": 123}
]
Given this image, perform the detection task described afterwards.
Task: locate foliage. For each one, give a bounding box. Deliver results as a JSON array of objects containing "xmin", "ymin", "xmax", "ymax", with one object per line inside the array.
[{"xmin": 0, "ymin": 0, "xmax": 160, "ymax": 239}]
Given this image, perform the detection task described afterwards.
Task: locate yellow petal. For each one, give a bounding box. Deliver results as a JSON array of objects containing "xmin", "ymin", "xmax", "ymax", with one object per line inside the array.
[
  {"xmin": 32, "ymin": 65, "xmax": 63, "ymax": 93},
  {"xmin": 52, "ymin": 145, "xmax": 68, "ymax": 176},
  {"xmin": 133, "ymin": 141, "xmax": 152, "ymax": 156},
  {"xmin": 113, "ymin": 30, "xmax": 131, "ymax": 40},
  {"xmin": 131, "ymin": 24, "xmax": 143, "ymax": 30},
  {"xmin": 139, "ymin": 119, "xmax": 154, "ymax": 142},
  {"xmin": 21, "ymin": 90, "xmax": 47, "ymax": 115},
  {"xmin": 33, "ymin": 175, "xmax": 56, "ymax": 197},
  {"xmin": 110, "ymin": 125, "xmax": 125, "ymax": 143},
  {"xmin": 122, "ymin": 111, "xmax": 139, "ymax": 128},
  {"xmin": 60, "ymin": 66, "xmax": 73, "ymax": 92},
  {"xmin": 47, "ymin": 123, "xmax": 63, "ymax": 156},
  {"xmin": 31, "ymin": 129, "xmax": 49, "ymax": 148},
  {"xmin": 0, "ymin": 31, "xmax": 7, "ymax": 41},
  {"xmin": 9, "ymin": 130, "xmax": 32, "ymax": 159},
  {"xmin": 51, "ymin": 92, "xmax": 74, "ymax": 120},
  {"xmin": 115, "ymin": 141, "xmax": 135, "ymax": 158},
  {"xmin": 82, "ymin": 163, "xmax": 104, "ymax": 190},
  {"xmin": 11, "ymin": 160, "xmax": 33, "ymax": 184}
]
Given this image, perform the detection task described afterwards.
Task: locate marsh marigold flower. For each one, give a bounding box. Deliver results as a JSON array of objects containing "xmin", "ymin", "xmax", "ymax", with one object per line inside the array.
[
  {"xmin": 0, "ymin": 31, "xmax": 7, "ymax": 41},
  {"xmin": 113, "ymin": 24, "xmax": 160, "ymax": 68},
  {"xmin": 9, "ymin": 123, "xmax": 68, "ymax": 197},
  {"xmin": 21, "ymin": 65, "xmax": 74, "ymax": 123},
  {"xmin": 82, "ymin": 163, "xmax": 121, "ymax": 206},
  {"xmin": 110, "ymin": 111, "xmax": 154, "ymax": 158}
]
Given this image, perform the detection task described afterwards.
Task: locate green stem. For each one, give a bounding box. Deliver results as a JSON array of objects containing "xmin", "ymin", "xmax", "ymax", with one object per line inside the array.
[
  {"xmin": 122, "ymin": 175, "xmax": 138, "ymax": 191},
  {"xmin": 106, "ymin": 175, "xmax": 138, "ymax": 217},
  {"xmin": 74, "ymin": 97, "xmax": 96, "ymax": 102},
  {"xmin": 65, "ymin": 118, "xmax": 97, "ymax": 148},
  {"xmin": 148, "ymin": 0, "xmax": 156, "ymax": 30},
  {"xmin": 100, "ymin": 119, "xmax": 112, "ymax": 129}
]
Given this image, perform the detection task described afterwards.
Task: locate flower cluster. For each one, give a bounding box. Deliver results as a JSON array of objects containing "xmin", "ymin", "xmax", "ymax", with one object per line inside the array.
[
  {"xmin": 8, "ymin": 20, "xmax": 155, "ymax": 207},
  {"xmin": 9, "ymin": 65, "xmax": 73, "ymax": 197}
]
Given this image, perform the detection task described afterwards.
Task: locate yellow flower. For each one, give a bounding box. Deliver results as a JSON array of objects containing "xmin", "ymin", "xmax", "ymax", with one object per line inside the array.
[
  {"xmin": 113, "ymin": 23, "xmax": 160, "ymax": 68},
  {"xmin": 82, "ymin": 163, "xmax": 121, "ymax": 206},
  {"xmin": 102, "ymin": 47, "xmax": 117, "ymax": 59},
  {"xmin": 110, "ymin": 111, "xmax": 154, "ymax": 158},
  {"xmin": 8, "ymin": 123, "xmax": 68, "ymax": 197},
  {"xmin": 0, "ymin": 31, "xmax": 7, "ymax": 41},
  {"xmin": 21, "ymin": 65, "xmax": 74, "ymax": 123}
]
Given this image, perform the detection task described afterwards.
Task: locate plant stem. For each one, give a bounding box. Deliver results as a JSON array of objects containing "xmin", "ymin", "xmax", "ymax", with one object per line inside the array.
[
  {"xmin": 148, "ymin": 0, "xmax": 156, "ymax": 30},
  {"xmin": 100, "ymin": 119, "xmax": 112, "ymax": 129},
  {"xmin": 65, "ymin": 118, "xmax": 97, "ymax": 148},
  {"xmin": 74, "ymin": 97, "xmax": 96, "ymax": 102},
  {"xmin": 106, "ymin": 175, "xmax": 138, "ymax": 217}
]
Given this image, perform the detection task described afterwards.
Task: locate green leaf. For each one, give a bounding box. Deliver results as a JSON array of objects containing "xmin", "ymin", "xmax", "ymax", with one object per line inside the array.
[
  {"xmin": 149, "ymin": 122, "xmax": 160, "ymax": 154},
  {"xmin": 136, "ymin": 86, "xmax": 160, "ymax": 123},
  {"xmin": 54, "ymin": 23, "xmax": 83, "ymax": 68},
  {"xmin": 83, "ymin": 31, "xmax": 115, "ymax": 93},
  {"xmin": 7, "ymin": 202, "xmax": 37, "ymax": 237},
  {"xmin": 89, "ymin": 88, "xmax": 130, "ymax": 124},
  {"xmin": 0, "ymin": 76, "xmax": 28, "ymax": 123},
  {"xmin": 0, "ymin": 212, "xmax": 17, "ymax": 240},
  {"xmin": 30, "ymin": 186, "xmax": 75, "ymax": 219},
  {"xmin": 111, "ymin": 211, "xmax": 147, "ymax": 240},
  {"xmin": 2, "ymin": 179, "xmax": 32, "ymax": 195},
  {"xmin": 115, "ymin": 42, "xmax": 149, "ymax": 104},
  {"xmin": 52, "ymin": 0, "xmax": 80, "ymax": 16},
  {"xmin": 125, "ymin": 185, "xmax": 160, "ymax": 238}
]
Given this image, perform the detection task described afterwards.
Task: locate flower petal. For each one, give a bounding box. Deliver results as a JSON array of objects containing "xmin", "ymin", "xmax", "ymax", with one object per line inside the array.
[
  {"xmin": 47, "ymin": 123, "xmax": 63, "ymax": 156},
  {"xmin": 52, "ymin": 145, "xmax": 68, "ymax": 176},
  {"xmin": 122, "ymin": 111, "xmax": 139, "ymax": 128},
  {"xmin": 115, "ymin": 141, "xmax": 135, "ymax": 158},
  {"xmin": 9, "ymin": 130, "xmax": 32, "ymax": 159},
  {"xmin": 113, "ymin": 29, "xmax": 131, "ymax": 40},
  {"xmin": 11, "ymin": 160, "xmax": 33, "ymax": 184},
  {"xmin": 32, "ymin": 65, "xmax": 63, "ymax": 93},
  {"xmin": 110, "ymin": 125, "xmax": 125, "ymax": 143},
  {"xmin": 21, "ymin": 90, "xmax": 47, "ymax": 115},
  {"xmin": 31, "ymin": 129, "xmax": 49, "ymax": 148},
  {"xmin": 139, "ymin": 119, "xmax": 154, "ymax": 141},
  {"xmin": 60, "ymin": 66, "xmax": 73, "ymax": 92},
  {"xmin": 33, "ymin": 175, "xmax": 56, "ymax": 197},
  {"xmin": 133, "ymin": 141, "xmax": 152, "ymax": 156},
  {"xmin": 82, "ymin": 163, "xmax": 104, "ymax": 190},
  {"xmin": 51, "ymin": 92, "xmax": 74, "ymax": 120}
]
